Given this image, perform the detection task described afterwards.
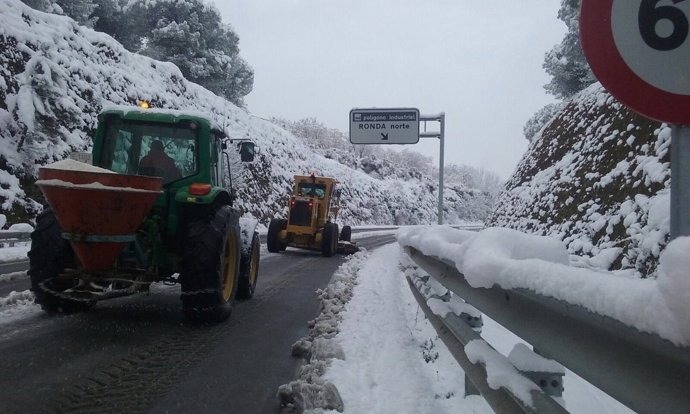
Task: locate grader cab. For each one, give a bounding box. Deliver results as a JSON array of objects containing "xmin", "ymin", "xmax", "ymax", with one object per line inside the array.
[{"xmin": 266, "ymin": 174, "xmax": 357, "ymax": 256}]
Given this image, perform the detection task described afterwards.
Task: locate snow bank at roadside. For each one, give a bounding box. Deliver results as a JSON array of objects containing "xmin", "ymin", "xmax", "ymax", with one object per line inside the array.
[
  {"xmin": 0, "ymin": 290, "xmax": 39, "ymax": 325},
  {"xmin": 398, "ymin": 226, "xmax": 690, "ymax": 347},
  {"xmin": 321, "ymin": 245, "xmax": 491, "ymax": 413},
  {"xmin": 277, "ymin": 251, "xmax": 370, "ymax": 413}
]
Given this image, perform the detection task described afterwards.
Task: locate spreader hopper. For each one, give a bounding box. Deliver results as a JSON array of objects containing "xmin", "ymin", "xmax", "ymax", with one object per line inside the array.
[{"xmin": 37, "ymin": 160, "xmax": 162, "ymax": 271}]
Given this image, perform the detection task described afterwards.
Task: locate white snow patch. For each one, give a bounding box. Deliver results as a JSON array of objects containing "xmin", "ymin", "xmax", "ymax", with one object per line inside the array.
[
  {"xmin": 36, "ymin": 179, "xmax": 161, "ymax": 193},
  {"xmin": 508, "ymin": 343, "xmax": 565, "ymax": 374},
  {"xmin": 324, "ymin": 244, "xmax": 491, "ymax": 413},
  {"xmin": 465, "ymin": 339, "xmax": 539, "ymax": 406},
  {"xmin": 398, "ymin": 226, "xmax": 690, "ymax": 346},
  {"xmin": 43, "ymin": 159, "xmax": 116, "ymax": 174},
  {"xmin": 0, "ymin": 290, "xmax": 40, "ymax": 325}
]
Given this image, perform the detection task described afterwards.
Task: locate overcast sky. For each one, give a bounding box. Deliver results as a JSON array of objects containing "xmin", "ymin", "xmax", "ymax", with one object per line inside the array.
[{"xmin": 216, "ymin": 1, "xmax": 566, "ymax": 179}]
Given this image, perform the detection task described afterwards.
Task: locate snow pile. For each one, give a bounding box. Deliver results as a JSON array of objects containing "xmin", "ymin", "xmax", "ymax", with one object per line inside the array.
[
  {"xmin": 41, "ymin": 159, "xmax": 116, "ymax": 174},
  {"xmin": 35, "ymin": 179, "xmax": 161, "ymax": 193},
  {"xmin": 0, "ymin": 289, "xmax": 39, "ymax": 325},
  {"xmin": 0, "ymin": 0, "xmax": 488, "ymax": 227},
  {"xmin": 657, "ymin": 237, "xmax": 690, "ymax": 343},
  {"xmin": 0, "ymin": 245, "xmax": 30, "ymax": 263},
  {"xmin": 488, "ymin": 83, "xmax": 670, "ymax": 276},
  {"xmin": 277, "ymin": 251, "xmax": 369, "ymax": 413},
  {"xmin": 508, "ymin": 343, "xmax": 565, "ymax": 375},
  {"xmin": 398, "ymin": 226, "xmax": 690, "ymax": 347},
  {"xmin": 465, "ymin": 339, "xmax": 539, "ymax": 406},
  {"xmin": 318, "ymin": 245, "xmax": 492, "ymax": 413}
]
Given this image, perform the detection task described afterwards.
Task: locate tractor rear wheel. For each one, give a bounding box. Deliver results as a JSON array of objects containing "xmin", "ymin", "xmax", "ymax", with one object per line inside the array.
[
  {"xmin": 28, "ymin": 208, "xmax": 95, "ymax": 313},
  {"xmin": 267, "ymin": 218, "xmax": 285, "ymax": 253},
  {"xmin": 339, "ymin": 225, "xmax": 352, "ymax": 242},
  {"xmin": 180, "ymin": 206, "xmax": 240, "ymax": 323},
  {"xmin": 237, "ymin": 231, "xmax": 260, "ymax": 299},
  {"xmin": 322, "ymin": 222, "xmax": 338, "ymax": 257}
]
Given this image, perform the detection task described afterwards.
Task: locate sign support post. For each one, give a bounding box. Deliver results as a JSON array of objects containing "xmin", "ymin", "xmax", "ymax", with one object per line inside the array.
[
  {"xmin": 420, "ymin": 113, "xmax": 446, "ymax": 225},
  {"xmin": 350, "ymin": 108, "xmax": 447, "ymax": 225},
  {"xmin": 671, "ymin": 126, "xmax": 690, "ymax": 239}
]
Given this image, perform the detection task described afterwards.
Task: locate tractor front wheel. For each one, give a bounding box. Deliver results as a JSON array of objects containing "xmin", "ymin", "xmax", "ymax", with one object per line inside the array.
[
  {"xmin": 180, "ymin": 206, "xmax": 240, "ymax": 323},
  {"xmin": 267, "ymin": 218, "xmax": 285, "ymax": 253},
  {"xmin": 339, "ymin": 225, "xmax": 352, "ymax": 242},
  {"xmin": 237, "ymin": 231, "xmax": 260, "ymax": 299},
  {"xmin": 28, "ymin": 209, "xmax": 95, "ymax": 313}
]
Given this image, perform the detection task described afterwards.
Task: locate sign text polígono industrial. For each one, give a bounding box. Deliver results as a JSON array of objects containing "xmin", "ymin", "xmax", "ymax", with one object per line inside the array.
[{"xmin": 349, "ymin": 108, "xmax": 420, "ymax": 144}]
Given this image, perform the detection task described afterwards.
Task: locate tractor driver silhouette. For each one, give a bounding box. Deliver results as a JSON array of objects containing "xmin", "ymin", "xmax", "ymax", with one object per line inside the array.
[{"xmin": 138, "ymin": 140, "xmax": 182, "ymax": 183}]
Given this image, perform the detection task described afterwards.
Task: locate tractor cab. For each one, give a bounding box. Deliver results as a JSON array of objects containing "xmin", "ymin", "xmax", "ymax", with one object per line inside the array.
[{"xmin": 97, "ymin": 115, "xmax": 198, "ymax": 184}]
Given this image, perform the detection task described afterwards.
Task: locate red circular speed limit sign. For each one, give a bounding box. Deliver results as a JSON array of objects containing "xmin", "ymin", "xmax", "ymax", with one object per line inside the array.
[{"xmin": 580, "ymin": 0, "xmax": 690, "ymax": 124}]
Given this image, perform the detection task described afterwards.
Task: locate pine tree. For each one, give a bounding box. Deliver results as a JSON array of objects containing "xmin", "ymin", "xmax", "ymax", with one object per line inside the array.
[
  {"xmin": 23, "ymin": 0, "xmax": 253, "ymax": 106},
  {"xmin": 523, "ymin": 102, "xmax": 564, "ymax": 142},
  {"xmin": 22, "ymin": 0, "xmax": 62, "ymax": 14},
  {"xmin": 91, "ymin": 0, "xmax": 144, "ymax": 52},
  {"xmin": 542, "ymin": 0, "xmax": 596, "ymax": 100},
  {"xmin": 132, "ymin": 0, "xmax": 254, "ymax": 107},
  {"xmin": 524, "ymin": 0, "xmax": 597, "ymax": 142},
  {"xmin": 55, "ymin": 0, "xmax": 99, "ymax": 27}
]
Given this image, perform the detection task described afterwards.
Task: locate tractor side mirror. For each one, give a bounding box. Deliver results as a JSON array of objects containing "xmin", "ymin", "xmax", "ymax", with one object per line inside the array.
[{"xmin": 238, "ymin": 141, "xmax": 255, "ymax": 162}]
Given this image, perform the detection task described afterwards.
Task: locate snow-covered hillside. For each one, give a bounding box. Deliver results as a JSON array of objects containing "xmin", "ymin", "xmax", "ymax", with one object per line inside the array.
[
  {"xmin": 0, "ymin": 0, "xmax": 490, "ymax": 226},
  {"xmin": 488, "ymin": 83, "xmax": 669, "ymax": 277}
]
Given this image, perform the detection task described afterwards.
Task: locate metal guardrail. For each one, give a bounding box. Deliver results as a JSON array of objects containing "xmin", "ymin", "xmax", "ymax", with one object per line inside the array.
[
  {"xmin": 0, "ymin": 231, "xmax": 31, "ymax": 274},
  {"xmin": 0, "ymin": 231, "xmax": 31, "ymax": 247},
  {"xmin": 406, "ymin": 274, "xmax": 568, "ymax": 414},
  {"xmin": 402, "ymin": 246, "xmax": 690, "ymax": 414}
]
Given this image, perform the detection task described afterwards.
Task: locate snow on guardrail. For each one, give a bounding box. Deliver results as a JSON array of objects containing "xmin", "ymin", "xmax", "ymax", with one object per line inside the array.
[
  {"xmin": 398, "ymin": 226, "xmax": 690, "ymax": 347},
  {"xmin": 398, "ymin": 225, "xmax": 690, "ymax": 414}
]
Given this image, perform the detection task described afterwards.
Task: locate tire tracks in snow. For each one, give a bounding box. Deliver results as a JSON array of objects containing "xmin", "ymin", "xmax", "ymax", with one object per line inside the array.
[{"xmin": 50, "ymin": 264, "xmax": 308, "ymax": 413}]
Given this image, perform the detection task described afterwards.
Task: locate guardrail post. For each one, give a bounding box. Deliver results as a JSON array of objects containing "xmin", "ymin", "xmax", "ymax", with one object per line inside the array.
[
  {"xmin": 464, "ymin": 374, "xmax": 480, "ymax": 396},
  {"xmin": 405, "ymin": 274, "xmax": 569, "ymax": 413}
]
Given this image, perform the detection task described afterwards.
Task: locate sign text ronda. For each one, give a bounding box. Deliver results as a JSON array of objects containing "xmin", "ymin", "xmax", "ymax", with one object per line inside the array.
[{"xmin": 349, "ymin": 108, "xmax": 420, "ymax": 144}]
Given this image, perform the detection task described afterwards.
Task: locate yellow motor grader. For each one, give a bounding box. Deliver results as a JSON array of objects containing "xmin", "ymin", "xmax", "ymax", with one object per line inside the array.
[{"xmin": 266, "ymin": 174, "xmax": 357, "ymax": 256}]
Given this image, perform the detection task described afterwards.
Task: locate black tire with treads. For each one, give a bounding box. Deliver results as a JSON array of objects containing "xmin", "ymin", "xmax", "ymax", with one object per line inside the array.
[
  {"xmin": 28, "ymin": 208, "xmax": 95, "ymax": 313},
  {"xmin": 339, "ymin": 225, "xmax": 352, "ymax": 242},
  {"xmin": 237, "ymin": 231, "xmax": 260, "ymax": 299},
  {"xmin": 267, "ymin": 218, "xmax": 284, "ymax": 253},
  {"xmin": 180, "ymin": 205, "xmax": 240, "ymax": 323},
  {"xmin": 321, "ymin": 222, "xmax": 338, "ymax": 257}
]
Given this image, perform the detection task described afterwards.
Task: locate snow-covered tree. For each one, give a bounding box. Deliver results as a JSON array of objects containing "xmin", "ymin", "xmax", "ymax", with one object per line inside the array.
[
  {"xmin": 24, "ymin": 0, "xmax": 99, "ymax": 27},
  {"xmin": 523, "ymin": 102, "xmax": 564, "ymax": 143},
  {"xmin": 130, "ymin": 0, "xmax": 254, "ymax": 107},
  {"xmin": 22, "ymin": 0, "xmax": 62, "ymax": 14},
  {"xmin": 543, "ymin": 0, "xmax": 596, "ymax": 100},
  {"xmin": 91, "ymin": 0, "xmax": 144, "ymax": 52},
  {"xmin": 442, "ymin": 164, "xmax": 503, "ymax": 193},
  {"xmin": 56, "ymin": 0, "xmax": 98, "ymax": 27},
  {"xmin": 524, "ymin": 0, "xmax": 597, "ymax": 142},
  {"xmin": 24, "ymin": 0, "xmax": 254, "ymax": 106}
]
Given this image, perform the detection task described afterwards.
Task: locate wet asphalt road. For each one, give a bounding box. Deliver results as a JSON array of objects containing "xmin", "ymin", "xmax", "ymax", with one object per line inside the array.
[{"xmin": 0, "ymin": 232, "xmax": 395, "ymax": 414}]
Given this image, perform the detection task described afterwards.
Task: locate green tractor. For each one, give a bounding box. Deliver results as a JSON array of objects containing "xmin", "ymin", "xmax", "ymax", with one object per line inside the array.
[{"xmin": 28, "ymin": 104, "xmax": 260, "ymax": 323}]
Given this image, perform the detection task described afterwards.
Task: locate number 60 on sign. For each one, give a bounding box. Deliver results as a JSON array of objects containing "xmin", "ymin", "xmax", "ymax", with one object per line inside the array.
[{"xmin": 580, "ymin": 0, "xmax": 690, "ymax": 124}]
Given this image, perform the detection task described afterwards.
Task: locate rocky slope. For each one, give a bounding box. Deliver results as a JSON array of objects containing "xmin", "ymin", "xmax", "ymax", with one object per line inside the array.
[{"xmin": 487, "ymin": 83, "xmax": 669, "ymax": 277}]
